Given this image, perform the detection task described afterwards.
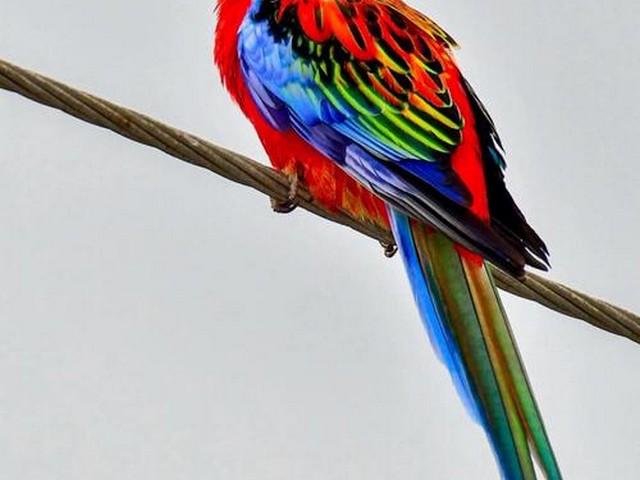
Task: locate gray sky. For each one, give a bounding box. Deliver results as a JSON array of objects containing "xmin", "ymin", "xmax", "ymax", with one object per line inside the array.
[{"xmin": 1, "ymin": 1, "xmax": 639, "ymax": 479}]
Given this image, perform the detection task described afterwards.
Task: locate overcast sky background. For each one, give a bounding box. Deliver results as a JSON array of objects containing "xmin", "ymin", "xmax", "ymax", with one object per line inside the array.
[{"xmin": 1, "ymin": 1, "xmax": 639, "ymax": 479}]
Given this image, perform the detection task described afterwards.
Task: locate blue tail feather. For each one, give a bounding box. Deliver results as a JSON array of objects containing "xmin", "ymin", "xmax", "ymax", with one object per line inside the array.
[
  {"xmin": 389, "ymin": 208, "xmax": 483, "ymax": 423},
  {"xmin": 389, "ymin": 208, "xmax": 562, "ymax": 479}
]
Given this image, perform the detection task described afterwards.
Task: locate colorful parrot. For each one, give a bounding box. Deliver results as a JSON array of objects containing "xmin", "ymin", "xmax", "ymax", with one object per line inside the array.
[{"xmin": 214, "ymin": 1, "xmax": 561, "ymax": 478}]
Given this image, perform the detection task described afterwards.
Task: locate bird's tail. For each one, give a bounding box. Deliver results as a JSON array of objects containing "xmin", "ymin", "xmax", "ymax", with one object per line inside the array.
[{"xmin": 389, "ymin": 209, "xmax": 562, "ymax": 480}]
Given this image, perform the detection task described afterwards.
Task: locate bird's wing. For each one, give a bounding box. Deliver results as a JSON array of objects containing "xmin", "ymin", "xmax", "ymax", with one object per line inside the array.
[{"xmin": 237, "ymin": 0, "xmax": 530, "ymax": 273}]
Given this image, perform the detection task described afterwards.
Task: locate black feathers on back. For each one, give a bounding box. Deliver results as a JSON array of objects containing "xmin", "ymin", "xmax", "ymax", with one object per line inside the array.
[{"xmin": 461, "ymin": 78, "xmax": 550, "ymax": 271}]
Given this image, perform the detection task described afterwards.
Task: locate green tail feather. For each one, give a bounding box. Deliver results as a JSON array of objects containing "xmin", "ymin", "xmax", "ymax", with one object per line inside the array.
[{"xmin": 402, "ymin": 217, "xmax": 561, "ymax": 479}]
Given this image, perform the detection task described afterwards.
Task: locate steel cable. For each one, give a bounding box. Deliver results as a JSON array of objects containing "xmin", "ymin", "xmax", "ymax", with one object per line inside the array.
[{"xmin": 2, "ymin": 58, "xmax": 638, "ymax": 344}]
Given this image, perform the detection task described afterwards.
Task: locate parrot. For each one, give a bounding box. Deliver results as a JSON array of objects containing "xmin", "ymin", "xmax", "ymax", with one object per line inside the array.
[{"xmin": 213, "ymin": 1, "xmax": 562, "ymax": 478}]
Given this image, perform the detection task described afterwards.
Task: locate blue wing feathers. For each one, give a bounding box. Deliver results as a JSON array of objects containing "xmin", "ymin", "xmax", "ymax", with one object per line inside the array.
[{"xmin": 238, "ymin": 17, "xmax": 471, "ymax": 205}]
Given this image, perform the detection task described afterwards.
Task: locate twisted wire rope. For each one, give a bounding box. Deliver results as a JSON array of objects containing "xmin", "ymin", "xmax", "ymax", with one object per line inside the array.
[{"xmin": 2, "ymin": 58, "xmax": 638, "ymax": 344}]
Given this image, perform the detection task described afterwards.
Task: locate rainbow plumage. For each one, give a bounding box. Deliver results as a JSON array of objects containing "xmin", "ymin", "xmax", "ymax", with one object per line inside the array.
[{"xmin": 214, "ymin": 1, "xmax": 562, "ymax": 478}]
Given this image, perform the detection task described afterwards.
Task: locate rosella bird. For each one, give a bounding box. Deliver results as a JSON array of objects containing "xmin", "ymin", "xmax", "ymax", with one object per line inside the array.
[{"xmin": 214, "ymin": 1, "xmax": 561, "ymax": 478}]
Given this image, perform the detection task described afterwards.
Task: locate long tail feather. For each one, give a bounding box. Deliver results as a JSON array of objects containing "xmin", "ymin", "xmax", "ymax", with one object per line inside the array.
[{"xmin": 389, "ymin": 208, "xmax": 561, "ymax": 480}]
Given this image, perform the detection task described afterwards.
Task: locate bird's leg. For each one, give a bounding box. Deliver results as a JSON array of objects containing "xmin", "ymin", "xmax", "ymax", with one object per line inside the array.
[
  {"xmin": 381, "ymin": 241, "xmax": 398, "ymax": 258},
  {"xmin": 271, "ymin": 168, "xmax": 301, "ymax": 214}
]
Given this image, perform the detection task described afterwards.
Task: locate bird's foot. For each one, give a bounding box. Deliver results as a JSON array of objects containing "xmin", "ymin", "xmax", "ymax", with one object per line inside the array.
[
  {"xmin": 381, "ymin": 241, "xmax": 398, "ymax": 258},
  {"xmin": 271, "ymin": 171, "xmax": 300, "ymax": 214}
]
